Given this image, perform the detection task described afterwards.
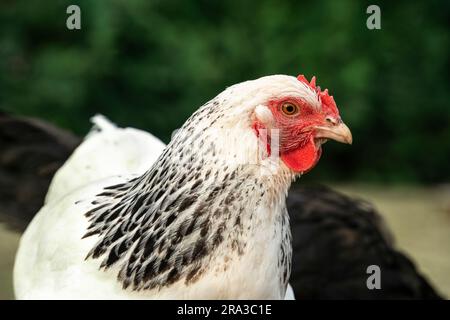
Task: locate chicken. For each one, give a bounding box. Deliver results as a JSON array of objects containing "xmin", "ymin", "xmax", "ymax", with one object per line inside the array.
[
  {"xmin": 3, "ymin": 101, "xmax": 441, "ymax": 300},
  {"xmin": 13, "ymin": 74, "xmax": 352, "ymax": 299},
  {"xmin": 287, "ymin": 185, "xmax": 442, "ymax": 299},
  {"xmin": 2, "ymin": 111, "xmax": 442, "ymax": 299},
  {"xmin": 1, "ymin": 112, "xmax": 293, "ymax": 299},
  {"xmin": 0, "ymin": 112, "xmax": 80, "ymax": 231}
]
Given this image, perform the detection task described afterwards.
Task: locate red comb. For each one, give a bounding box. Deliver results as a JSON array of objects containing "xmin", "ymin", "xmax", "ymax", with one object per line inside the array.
[{"xmin": 297, "ymin": 74, "xmax": 339, "ymax": 115}]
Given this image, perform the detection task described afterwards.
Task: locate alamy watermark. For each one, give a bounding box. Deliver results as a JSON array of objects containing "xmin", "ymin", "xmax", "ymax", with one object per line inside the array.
[
  {"xmin": 366, "ymin": 5, "xmax": 381, "ymax": 30},
  {"xmin": 66, "ymin": 5, "xmax": 81, "ymax": 30},
  {"xmin": 66, "ymin": 4, "xmax": 381, "ymax": 31},
  {"xmin": 366, "ymin": 265, "xmax": 381, "ymax": 290}
]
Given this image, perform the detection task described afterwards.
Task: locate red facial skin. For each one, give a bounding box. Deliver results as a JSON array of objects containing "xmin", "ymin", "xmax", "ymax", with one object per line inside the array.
[{"xmin": 252, "ymin": 76, "xmax": 341, "ymax": 173}]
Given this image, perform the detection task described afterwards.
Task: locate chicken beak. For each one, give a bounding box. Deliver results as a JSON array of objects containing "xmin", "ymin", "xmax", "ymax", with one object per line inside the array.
[{"xmin": 314, "ymin": 122, "xmax": 353, "ymax": 145}]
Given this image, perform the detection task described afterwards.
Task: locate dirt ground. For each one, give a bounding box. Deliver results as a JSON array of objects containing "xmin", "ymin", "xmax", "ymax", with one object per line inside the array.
[{"xmin": 1, "ymin": 184, "xmax": 449, "ymax": 300}]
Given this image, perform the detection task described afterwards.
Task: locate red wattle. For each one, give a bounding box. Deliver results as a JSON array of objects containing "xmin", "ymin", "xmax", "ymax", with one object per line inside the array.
[{"xmin": 281, "ymin": 137, "xmax": 321, "ymax": 173}]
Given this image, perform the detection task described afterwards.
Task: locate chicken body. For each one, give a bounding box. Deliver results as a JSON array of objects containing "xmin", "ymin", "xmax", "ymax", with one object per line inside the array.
[
  {"xmin": 16, "ymin": 175, "xmax": 289, "ymax": 299},
  {"xmin": 15, "ymin": 115, "xmax": 289, "ymax": 299}
]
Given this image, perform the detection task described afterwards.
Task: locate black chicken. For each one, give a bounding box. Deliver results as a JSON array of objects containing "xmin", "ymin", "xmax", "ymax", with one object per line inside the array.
[{"xmin": 287, "ymin": 185, "xmax": 442, "ymax": 299}]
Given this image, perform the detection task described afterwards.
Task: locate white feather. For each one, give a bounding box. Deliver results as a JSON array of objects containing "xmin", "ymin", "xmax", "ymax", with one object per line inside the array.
[{"xmin": 45, "ymin": 115, "xmax": 166, "ymax": 204}]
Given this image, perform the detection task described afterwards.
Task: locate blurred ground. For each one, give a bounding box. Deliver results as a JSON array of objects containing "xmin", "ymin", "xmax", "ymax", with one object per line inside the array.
[
  {"xmin": 0, "ymin": 223, "xmax": 20, "ymax": 300},
  {"xmin": 0, "ymin": 185, "xmax": 449, "ymax": 300}
]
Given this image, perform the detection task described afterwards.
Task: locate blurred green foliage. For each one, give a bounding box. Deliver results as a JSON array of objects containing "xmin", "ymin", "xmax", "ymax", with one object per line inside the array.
[{"xmin": 0, "ymin": 0, "xmax": 449, "ymax": 183}]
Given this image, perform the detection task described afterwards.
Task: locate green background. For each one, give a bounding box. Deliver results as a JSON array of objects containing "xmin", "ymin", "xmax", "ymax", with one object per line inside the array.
[{"xmin": 1, "ymin": 0, "xmax": 449, "ymax": 183}]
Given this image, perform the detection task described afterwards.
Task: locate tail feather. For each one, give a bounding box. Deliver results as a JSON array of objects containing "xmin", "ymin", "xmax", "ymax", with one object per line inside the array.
[{"xmin": 85, "ymin": 114, "xmax": 117, "ymax": 139}]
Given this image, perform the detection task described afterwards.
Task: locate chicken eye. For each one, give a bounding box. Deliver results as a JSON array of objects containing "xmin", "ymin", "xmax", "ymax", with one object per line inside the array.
[{"xmin": 281, "ymin": 102, "xmax": 299, "ymax": 116}]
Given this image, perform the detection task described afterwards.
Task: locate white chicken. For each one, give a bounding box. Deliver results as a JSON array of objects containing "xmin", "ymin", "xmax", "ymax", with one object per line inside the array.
[
  {"xmin": 41, "ymin": 113, "xmax": 297, "ymax": 299},
  {"xmin": 14, "ymin": 74, "xmax": 352, "ymax": 299}
]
